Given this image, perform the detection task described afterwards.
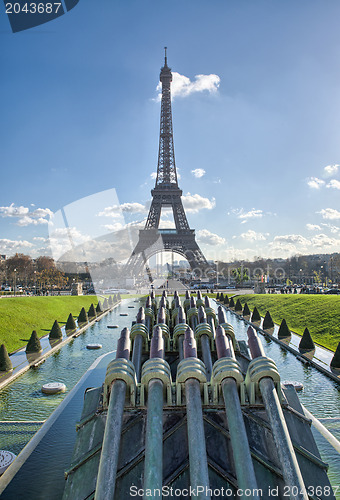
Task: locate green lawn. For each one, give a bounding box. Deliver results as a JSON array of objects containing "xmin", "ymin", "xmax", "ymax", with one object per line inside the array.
[
  {"xmin": 235, "ymin": 294, "xmax": 340, "ymax": 351},
  {"xmin": 0, "ymin": 296, "xmax": 101, "ymax": 354}
]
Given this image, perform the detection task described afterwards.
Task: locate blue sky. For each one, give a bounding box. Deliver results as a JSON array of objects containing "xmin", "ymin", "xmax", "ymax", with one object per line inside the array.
[{"xmin": 1, "ymin": 0, "xmax": 340, "ymax": 263}]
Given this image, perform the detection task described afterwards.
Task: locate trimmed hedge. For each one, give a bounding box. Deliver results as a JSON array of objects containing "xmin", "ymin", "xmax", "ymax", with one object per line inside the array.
[
  {"xmin": 65, "ymin": 313, "xmax": 77, "ymax": 331},
  {"xmin": 278, "ymin": 318, "xmax": 291, "ymax": 339},
  {"xmin": 0, "ymin": 344, "xmax": 12, "ymax": 371},
  {"xmin": 235, "ymin": 298, "xmax": 242, "ymax": 312},
  {"xmin": 78, "ymin": 307, "xmax": 88, "ymax": 324},
  {"xmin": 243, "ymin": 302, "xmax": 251, "ymax": 317},
  {"xmin": 49, "ymin": 320, "xmax": 62, "ymax": 339},
  {"xmin": 263, "ymin": 311, "xmax": 274, "ymax": 330},
  {"xmin": 96, "ymin": 301, "xmax": 103, "ymax": 313},
  {"xmin": 251, "ymin": 306, "xmax": 261, "ymax": 322},
  {"xmin": 102, "ymin": 298, "xmax": 109, "ymax": 310},
  {"xmin": 224, "ymin": 295, "xmax": 229, "ymax": 305},
  {"xmin": 26, "ymin": 330, "xmax": 42, "ymax": 353},
  {"xmin": 330, "ymin": 342, "xmax": 340, "ymax": 369},
  {"xmin": 88, "ymin": 303, "xmax": 96, "ymax": 318},
  {"xmin": 108, "ymin": 295, "xmax": 113, "ymax": 307},
  {"xmin": 216, "ymin": 293, "xmax": 220, "ymax": 300},
  {"xmin": 299, "ymin": 327, "xmax": 315, "ymax": 351},
  {"xmin": 229, "ymin": 297, "xmax": 235, "ymax": 308}
]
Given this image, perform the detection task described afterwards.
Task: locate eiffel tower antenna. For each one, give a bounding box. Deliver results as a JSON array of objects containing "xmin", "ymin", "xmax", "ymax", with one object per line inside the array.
[{"xmin": 125, "ymin": 51, "xmax": 209, "ymax": 278}]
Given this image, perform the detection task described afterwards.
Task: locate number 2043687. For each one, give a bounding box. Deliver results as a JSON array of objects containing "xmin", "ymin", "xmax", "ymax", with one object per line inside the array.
[{"xmin": 5, "ymin": 3, "xmax": 62, "ymax": 14}]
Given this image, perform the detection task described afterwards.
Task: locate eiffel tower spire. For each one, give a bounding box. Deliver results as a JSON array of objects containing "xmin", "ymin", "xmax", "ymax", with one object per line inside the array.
[
  {"xmin": 125, "ymin": 51, "xmax": 209, "ymax": 277},
  {"xmin": 155, "ymin": 47, "xmax": 178, "ymax": 187}
]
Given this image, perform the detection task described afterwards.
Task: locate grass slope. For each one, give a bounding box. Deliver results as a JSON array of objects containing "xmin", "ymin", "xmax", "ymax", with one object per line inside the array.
[
  {"xmin": 0, "ymin": 296, "xmax": 99, "ymax": 354},
  {"xmin": 237, "ymin": 295, "xmax": 340, "ymax": 351}
]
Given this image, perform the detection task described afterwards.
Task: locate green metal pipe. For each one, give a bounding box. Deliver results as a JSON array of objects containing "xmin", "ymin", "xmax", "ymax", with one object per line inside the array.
[
  {"xmin": 221, "ymin": 378, "xmax": 259, "ymax": 498},
  {"xmin": 132, "ymin": 334, "xmax": 143, "ymax": 382},
  {"xmin": 94, "ymin": 379, "xmax": 126, "ymax": 500},
  {"xmin": 178, "ymin": 334, "xmax": 184, "ymax": 361},
  {"xmin": 200, "ymin": 334, "xmax": 212, "ymax": 381},
  {"xmin": 185, "ymin": 378, "xmax": 211, "ymax": 500},
  {"xmin": 247, "ymin": 327, "xmax": 308, "ymax": 500},
  {"xmin": 260, "ymin": 377, "xmax": 308, "ymax": 500},
  {"xmin": 143, "ymin": 379, "xmax": 164, "ymax": 499}
]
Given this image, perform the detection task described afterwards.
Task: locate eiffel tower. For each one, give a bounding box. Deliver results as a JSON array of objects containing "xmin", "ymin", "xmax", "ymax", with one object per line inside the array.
[{"xmin": 125, "ymin": 49, "xmax": 209, "ymax": 278}]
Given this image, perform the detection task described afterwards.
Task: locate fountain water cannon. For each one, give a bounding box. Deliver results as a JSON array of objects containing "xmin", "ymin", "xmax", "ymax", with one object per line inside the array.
[
  {"xmin": 183, "ymin": 290, "xmax": 191, "ymax": 311},
  {"xmin": 154, "ymin": 307, "xmax": 170, "ymax": 350},
  {"xmin": 145, "ymin": 296, "xmax": 154, "ymax": 335},
  {"xmin": 95, "ymin": 328, "xmax": 136, "ymax": 500},
  {"xmin": 211, "ymin": 326, "xmax": 258, "ymax": 496},
  {"xmin": 131, "ymin": 308, "xmax": 148, "ymax": 382},
  {"xmin": 195, "ymin": 306, "xmax": 214, "ymax": 380},
  {"xmin": 187, "ymin": 296, "xmax": 198, "ymax": 330},
  {"xmin": 176, "ymin": 328, "xmax": 211, "ymax": 499},
  {"xmin": 246, "ymin": 327, "xmax": 308, "ymax": 500},
  {"xmin": 141, "ymin": 327, "xmax": 172, "ymax": 493}
]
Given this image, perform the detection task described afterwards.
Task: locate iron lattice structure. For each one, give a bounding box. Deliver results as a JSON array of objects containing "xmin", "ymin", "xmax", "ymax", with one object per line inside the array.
[{"xmin": 125, "ymin": 50, "xmax": 209, "ymax": 277}]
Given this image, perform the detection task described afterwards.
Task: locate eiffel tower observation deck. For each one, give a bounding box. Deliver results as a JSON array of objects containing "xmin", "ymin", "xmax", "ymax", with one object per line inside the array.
[{"xmin": 125, "ymin": 49, "xmax": 209, "ymax": 278}]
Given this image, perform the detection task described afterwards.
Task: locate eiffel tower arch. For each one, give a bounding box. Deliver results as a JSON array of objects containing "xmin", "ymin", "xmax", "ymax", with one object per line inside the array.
[{"xmin": 125, "ymin": 49, "xmax": 210, "ymax": 278}]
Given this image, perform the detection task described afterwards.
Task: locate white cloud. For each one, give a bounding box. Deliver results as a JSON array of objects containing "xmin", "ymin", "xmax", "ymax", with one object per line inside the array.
[
  {"xmin": 307, "ymin": 177, "xmax": 325, "ymax": 189},
  {"xmin": 31, "ymin": 208, "xmax": 53, "ymax": 218},
  {"xmin": 150, "ymin": 172, "xmax": 157, "ymax": 180},
  {"xmin": 197, "ymin": 229, "xmax": 226, "ymax": 246},
  {"xmin": 311, "ymin": 233, "xmax": 340, "ymax": 248},
  {"xmin": 240, "ymin": 230, "xmax": 268, "ymax": 241},
  {"xmin": 321, "ymin": 223, "xmax": 340, "ymax": 234},
  {"xmin": 324, "ymin": 164, "xmax": 339, "ymax": 176},
  {"xmin": 17, "ymin": 216, "xmax": 49, "ymax": 226},
  {"xmin": 0, "ymin": 203, "xmax": 52, "ymax": 226},
  {"xmin": 272, "ymin": 234, "xmax": 310, "ymax": 245},
  {"xmin": 98, "ymin": 202, "xmax": 146, "ymax": 217},
  {"xmin": 191, "ymin": 168, "xmax": 206, "ymax": 178},
  {"xmin": 306, "ymin": 223, "xmax": 321, "ymax": 231},
  {"xmin": 156, "ymin": 72, "xmax": 220, "ymax": 100},
  {"xmin": 229, "ymin": 208, "xmax": 264, "ymax": 223},
  {"xmin": 103, "ymin": 223, "xmax": 125, "ymax": 232},
  {"xmin": 0, "ymin": 238, "xmax": 34, "ymax": 252},
  {"xmin": 182, "ymin": 193, "xmax": 215, "ymax": 213},
  {"xmin": 318, "ymin": 208, "xmax": 340, "ymax": 220},
  {"xmin": 326, "ymin": 179, "xmax": 340, "ymax": 190},
  {"xmin": 0, "ymin": 204, "xmax": 29, "ymax": 217}
]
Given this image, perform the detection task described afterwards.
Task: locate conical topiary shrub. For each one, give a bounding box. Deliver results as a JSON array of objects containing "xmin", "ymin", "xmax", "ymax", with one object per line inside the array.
[
  {"xmin": 278, "ymin": 318, "xmax": 291, "ymax": 339},
  {"xmin": 229, "ymin": 297, "xmax": 235, "ymax": 308},
  {"xmin": 108, "ymin": 295, "xmax": 113, "ymax": 307},
  {"xmin": 263, "ymin": 311, "xmax": 274, "ymax": 330},
  {"xmin": 49, "ymin": 320, "xmax": 62, "ymax": 339},
  {"xmin": 299, "ymin": 327, "xmax": 315, "ymax": 351},
  {"xmin": 113, "ymin": 294, "xmax": 118, "ymax": 303},
  {"xmin": 243, "ymin": 302, "xmax": 251, "ymax": 317},
  {"xmin": 216, "ymin": 292, "xmax": 220, "ymax": 300},
  {"xmin": 26, "ymin": 330, "xmax": 42, "ymax": 353},
  {"xmin": 235, "ymin": 298, "xmax": 242, "ymax": 312},
  {"xmin": 117, "ymin": 293, "xmax": 121, "ymax": 301},
  {"xmin": 224, "ymin": 295, "xmax": 229, "ymax": 305},
  {"xmin": 219, "ymin": 293, "xmax": 224, "ymax": 302},
  {"xmin": 330, "ymin": 342, "xmax": 340, "ymax": 369},
  {"xmin": 65, "ymin": 313, "xmax": 77, "ymax": 331},
  {"xmin": 102, "ymin": 298, "xmax": 109, "ymax": 310},
  {"xmin": 78, "ymin": 307, "xmax": 88, "ymax": 324},
  {"xmin": 88, "ymin": 303, "xmax": 96, "ymax": 318},
  {"xmin": 251, "ymin": 306, "xmax": 261, "ymax": 323},
  {"xmin": 0, "ymin": 344, "xmax": 12, "ymax": 372},
  {"xmin": 96, "ymin": 301, "xmax": 103, "ymax": 314}
]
